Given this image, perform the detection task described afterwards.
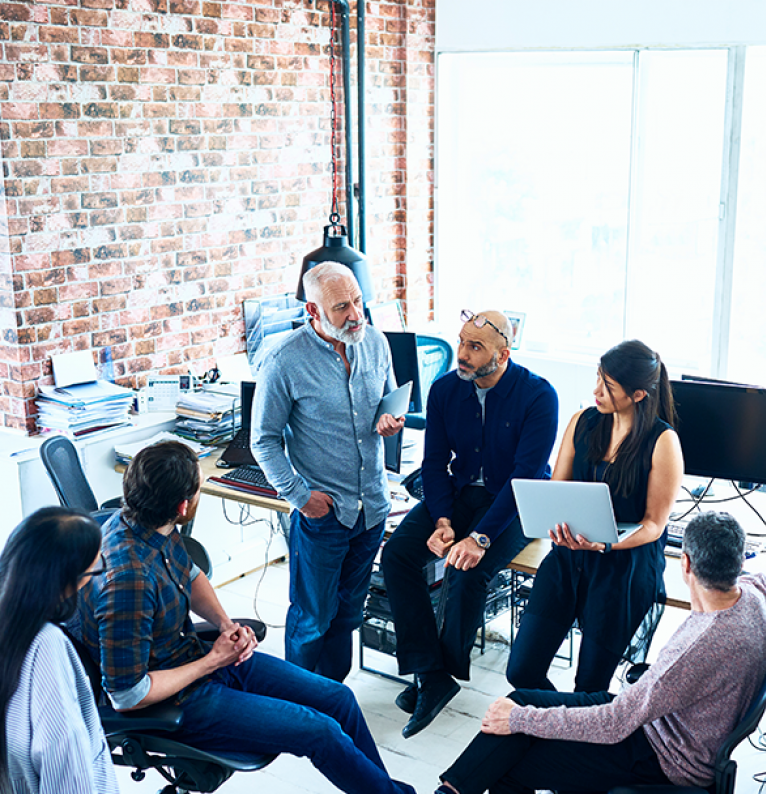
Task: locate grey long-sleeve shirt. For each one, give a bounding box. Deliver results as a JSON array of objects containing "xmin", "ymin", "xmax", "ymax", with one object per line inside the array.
[
  {"xmin": 507, "ymin": 573, "xmax": 766, "ymax": 787},
  {"xmin": 251, "ymin": 321, "xmax": 393, "ymax": 530}
]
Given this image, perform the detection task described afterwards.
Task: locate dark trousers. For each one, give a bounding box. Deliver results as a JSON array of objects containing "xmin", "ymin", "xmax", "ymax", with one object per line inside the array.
[
  {"xmin": 380, "ymin": 487, "xmax": 529, "ymax": 681},
  {"xmin": 506, "ymin": 611, "xmax": 623, "ymax": 693},
  {"xmin": 441, "ymin": 689, "xmax": 670, "ymax": 794}
]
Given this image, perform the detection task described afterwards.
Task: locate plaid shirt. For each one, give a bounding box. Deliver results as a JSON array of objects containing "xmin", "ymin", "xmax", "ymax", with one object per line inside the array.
[{"xmin": 79, "ymin": 512, "xmax": 208, "ymax": 705}]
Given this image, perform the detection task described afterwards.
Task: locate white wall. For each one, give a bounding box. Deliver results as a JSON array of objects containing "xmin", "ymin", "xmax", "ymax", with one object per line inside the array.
[{"xmin": 436, "ymin": 0, "xmax": 766, "ymax": 53}]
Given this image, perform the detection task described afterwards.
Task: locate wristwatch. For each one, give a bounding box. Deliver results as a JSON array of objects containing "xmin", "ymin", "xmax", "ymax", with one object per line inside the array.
[
  {"xmin": 599, "ymin": 542, "xmax": 613, "ymax": 554},
  {"xmin": 469, "ymin": 531, "xmax": 491, "ymax": 550}
]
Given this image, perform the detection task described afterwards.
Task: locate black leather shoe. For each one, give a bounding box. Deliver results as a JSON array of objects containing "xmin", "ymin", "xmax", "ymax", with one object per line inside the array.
[
  {"xmin": 402, "ymin": 675, "xmax": 459, "ymax": 738},
  {"xmin": 395, "ymin": 681, "xmax": 418, "ymax": 714}
]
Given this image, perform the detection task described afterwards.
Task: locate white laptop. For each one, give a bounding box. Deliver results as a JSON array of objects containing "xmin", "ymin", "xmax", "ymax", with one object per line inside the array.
[{"xmin": 512, "ymin": 479, "xmax": 642, "ymax": 544}]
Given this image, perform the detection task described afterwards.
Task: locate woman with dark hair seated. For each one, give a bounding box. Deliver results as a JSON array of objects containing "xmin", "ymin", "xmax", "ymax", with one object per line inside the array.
[
  {"xmin": 506, "ymin": 339, "xmax": 684, "ymax": 693},
  {"xmin": 0, "ymin": 506, "xmax": 119, "ymax": 794}
]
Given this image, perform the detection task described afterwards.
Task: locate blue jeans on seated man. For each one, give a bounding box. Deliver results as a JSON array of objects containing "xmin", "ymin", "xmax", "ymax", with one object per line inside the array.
[
  {"xmin": 287, "ymin": 507, "xmax": 385, "ymax": 682},
  {"xmin": 177, "ymin": 651, "xmax": 414, "ymax": 794}
]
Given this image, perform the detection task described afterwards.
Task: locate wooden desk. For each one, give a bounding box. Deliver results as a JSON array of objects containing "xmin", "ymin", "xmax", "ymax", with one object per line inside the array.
[
  {"xmin": 116, "ymin": 453, "xmax": 291, "ymax": 514},
  {"xmin": 198, "ymin": 455, "xmax": 290, "ymax": 514},
  {"xmin": 508, "ymin": 539, "xmax": 692, "ymax": 610}
]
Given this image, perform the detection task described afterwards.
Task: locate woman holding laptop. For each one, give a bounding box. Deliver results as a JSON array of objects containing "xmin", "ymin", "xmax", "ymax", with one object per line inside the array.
[{"xmin": 506, "ymin": 339, "xmax": 684, "ymax": 692}]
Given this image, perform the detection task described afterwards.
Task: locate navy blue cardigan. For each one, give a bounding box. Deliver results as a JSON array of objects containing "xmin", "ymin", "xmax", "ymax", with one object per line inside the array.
[{"xmin": 421, "ymin": 361, "xmax": 558, "ymax": 542}]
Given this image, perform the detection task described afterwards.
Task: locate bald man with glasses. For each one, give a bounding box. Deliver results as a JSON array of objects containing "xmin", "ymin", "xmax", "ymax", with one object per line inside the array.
[{"xmin": 381, "ymin": 310, "xmax": 558, "ymax": 739}]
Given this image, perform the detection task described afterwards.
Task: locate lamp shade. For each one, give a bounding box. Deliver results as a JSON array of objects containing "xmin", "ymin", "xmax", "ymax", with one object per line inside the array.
[{"xmin": 296, "ymin": 224, "xmax": 375, "ymax": 303}]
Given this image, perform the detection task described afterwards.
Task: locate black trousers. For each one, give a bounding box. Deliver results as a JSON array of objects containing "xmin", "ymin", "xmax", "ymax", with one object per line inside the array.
[
  {"xmin": 380, "ymin": 486, "xmax": 528, "ymax": 680},
  {"xmin": 441, "ymin": 689, "xmax": 671, "ymax": 794}
]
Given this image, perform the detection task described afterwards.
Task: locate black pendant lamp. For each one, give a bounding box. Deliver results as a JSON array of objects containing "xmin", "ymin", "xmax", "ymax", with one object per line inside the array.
[{"xmin": 296, "ymin": 2, "xmax": 373, "ymax": 303}]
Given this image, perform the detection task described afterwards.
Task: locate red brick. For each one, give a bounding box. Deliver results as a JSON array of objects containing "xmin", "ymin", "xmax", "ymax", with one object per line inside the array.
[
  {"xmin": 71, "ymin": 46, "xmax": 109, "ymax": 64},
  {"xmin": 39, "ymin": 103, "xmax": 80, "ymax": 120},
  {"xmin": 70, "ymin": 9, "xmax": 108, "ymax": 26}
]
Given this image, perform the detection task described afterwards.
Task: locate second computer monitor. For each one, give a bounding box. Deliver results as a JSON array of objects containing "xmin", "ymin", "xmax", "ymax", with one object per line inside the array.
[{"xmin": 383, "ymin": 331, "xmax": 422, "ymax": 414}]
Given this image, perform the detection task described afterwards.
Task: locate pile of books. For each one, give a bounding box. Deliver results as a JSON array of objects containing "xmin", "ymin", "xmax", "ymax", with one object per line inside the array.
[
  {"xmin": 114, "ymin": 431, "xmax": 212, "ymax": 465},
  {"xmin": 36, "ymin": 381, "xmax": 134, "ymax": 438},
  {"xmin": 174, "ymin": 386, "xmax": 240, "ymax": 445}
]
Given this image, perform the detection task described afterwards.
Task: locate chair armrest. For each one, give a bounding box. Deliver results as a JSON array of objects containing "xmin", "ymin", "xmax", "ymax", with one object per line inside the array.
[
  {"xmin": 100, "ymin": 496, "xmax": 123, "ymax": 510},
  {"xmin": 99, "ymin": 702, "xmax": 183, "ymax": 736},
  {"xmin": 194, "ymin": 618, "xmax": 266, "ymax": 643}
]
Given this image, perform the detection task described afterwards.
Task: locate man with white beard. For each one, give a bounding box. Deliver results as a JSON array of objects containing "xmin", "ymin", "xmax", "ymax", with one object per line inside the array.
[
  {"xmin": 252, "ymin": 262, "xmax": 403, "ymax": 682},
  {"xmin": 381, "ymin": 310, "xmax": 558, "ymax": 738}
]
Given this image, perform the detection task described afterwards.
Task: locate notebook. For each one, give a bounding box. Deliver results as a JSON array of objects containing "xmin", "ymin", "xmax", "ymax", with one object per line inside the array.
[
  {"xmin": 218, "ymin": 381, "xmax": 257, "ymax": 467},
  {"xmin": 511, "ymin": 479, "xmax": 642, "ymax": 544}
]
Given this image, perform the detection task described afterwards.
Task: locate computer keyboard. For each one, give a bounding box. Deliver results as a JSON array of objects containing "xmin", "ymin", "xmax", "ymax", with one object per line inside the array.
[
  {"xmin": 665, "ymin": 519, "xmax": 762, "ymax": 558},
  {"xmin": 211, "ymin": 465, "xmax": 278, "ymax": 496}
]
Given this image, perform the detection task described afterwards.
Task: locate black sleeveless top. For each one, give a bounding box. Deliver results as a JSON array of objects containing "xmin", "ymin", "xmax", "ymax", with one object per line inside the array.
[{"xmin": 525, "ymin": 407, "xmax": 671, "ymax": 655}]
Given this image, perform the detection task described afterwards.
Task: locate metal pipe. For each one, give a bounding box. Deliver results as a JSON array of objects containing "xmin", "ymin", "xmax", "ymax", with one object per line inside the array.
[
  {"xmin": 331, "ymin": 1, "xmax": 355, "ymax": 248},
  {"xmin": 357, "ymin": 1, "xmax": 366, "ymax": 253}
]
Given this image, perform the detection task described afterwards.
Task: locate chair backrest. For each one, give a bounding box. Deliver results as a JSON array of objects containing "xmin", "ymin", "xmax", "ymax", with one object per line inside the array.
[
  {"xmin": 713, "ymin": 673, "xmax": 766, "ymax": 794},
  {"xmin": 415, "ymin": 335, "xmax": 454, "ymax": 407},
  {"xmin": 39, "ymin": 435, "xmax": 99, "ymax": 513}
]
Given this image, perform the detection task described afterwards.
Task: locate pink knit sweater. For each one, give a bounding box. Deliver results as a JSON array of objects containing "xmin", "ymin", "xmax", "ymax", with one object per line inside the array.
[{"xmin": 507, "ymin": 574, "xmax": 766, "ymax": 787}]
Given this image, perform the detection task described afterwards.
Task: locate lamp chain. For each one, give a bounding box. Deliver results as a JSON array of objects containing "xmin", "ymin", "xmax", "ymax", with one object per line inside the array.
[{"xmin": 328, "ymin": 2, "xmax": 341, "ymax": 227}]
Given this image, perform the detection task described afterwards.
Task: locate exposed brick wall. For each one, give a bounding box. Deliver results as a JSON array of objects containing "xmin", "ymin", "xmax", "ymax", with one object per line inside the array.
[{"xmin": 0, "ymin": 0, "xmax": 434, "ymax": 433}]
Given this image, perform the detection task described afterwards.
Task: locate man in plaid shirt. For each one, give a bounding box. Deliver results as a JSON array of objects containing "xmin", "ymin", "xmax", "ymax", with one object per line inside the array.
[{"xmin": 79, "ymin": 440, "xmax": 414, "ymax": 794}]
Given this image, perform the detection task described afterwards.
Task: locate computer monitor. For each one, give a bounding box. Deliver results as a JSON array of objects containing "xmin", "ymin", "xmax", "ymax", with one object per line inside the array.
[
  {"xmin": 671, "ymin": 379, "xmax": 766, "ymax": 485},
  {"xmin": 383, "ymin": 331, "xmax": 422, "ymax": 414},
  {"xmin": 243, "ymin": 295, "xmax": 307, "ymax": 369},
  {"xmin": 383, "ymin": 431, "xmax": 403, "ymax": 474}
]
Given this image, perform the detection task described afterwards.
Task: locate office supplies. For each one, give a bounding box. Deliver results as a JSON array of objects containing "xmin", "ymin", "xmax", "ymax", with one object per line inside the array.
[{"xmin": 512, "ymin": 479, "xmax": 642, "ymax": 543}]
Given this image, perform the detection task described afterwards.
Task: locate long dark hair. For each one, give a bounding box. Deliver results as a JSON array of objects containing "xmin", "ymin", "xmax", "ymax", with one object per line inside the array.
[
  {"xmin": 0, "ymin": 507, "xmax": 101, "ymax": 790},
  {"xmin": 584, "ymin": 339, "xmax": 675, "ymax": 497}
]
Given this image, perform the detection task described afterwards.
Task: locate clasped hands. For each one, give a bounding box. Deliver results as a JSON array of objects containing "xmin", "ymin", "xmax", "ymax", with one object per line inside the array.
[
  {"xmin": 210, "ymin": 621, "xmax": 258, "ymax": 669},
  {"xmin": 427, "ymin": 520, "xmax": 485, "ymax": 570},
  {"xmin": 548, "ymin": 522, "xmax": 603, "ymax": 552}
]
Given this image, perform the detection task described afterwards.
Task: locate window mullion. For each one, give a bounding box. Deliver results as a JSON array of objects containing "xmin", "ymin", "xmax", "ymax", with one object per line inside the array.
[{"xmin": 712, "ymin": 46, "xmax": 746, "ymax": 379}]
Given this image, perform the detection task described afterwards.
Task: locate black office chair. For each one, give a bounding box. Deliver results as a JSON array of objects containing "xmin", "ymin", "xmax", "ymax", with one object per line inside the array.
[
  {"xmin": 610, "ymin": 673, "xmax": 766, "ymax": 794},
  {"xmin": 40, "ymin": 435, "xmax": 124, "ymax": 524},
  {"xmin": 63, "ymin": 625, "xmax": 276, "ymax": 794},
  {"xmin": 39, "ymin": 435, "xmax": 214, "ymax": 575}
]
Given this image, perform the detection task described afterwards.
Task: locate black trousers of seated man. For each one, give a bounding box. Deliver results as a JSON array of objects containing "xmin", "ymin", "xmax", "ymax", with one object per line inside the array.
[
  {"xmin": 381, "ymin": 485, "xmax": 528, "ymax": 681},
  {"xmin": 441, "ymin": 689, "xmax": 671, "ymax": 794}
]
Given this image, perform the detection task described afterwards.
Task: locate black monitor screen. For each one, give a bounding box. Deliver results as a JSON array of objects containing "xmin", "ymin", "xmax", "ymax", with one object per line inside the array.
[
  {"xmin": 383, "ymin": 431, "xmax": 403, "ymax": 474},
  {"xmin": 383, "ymin": 331, "xmax": 422, "ymax": 414},
  {"xmin": 671, "ymin": 379, "xmax": 766, "ymax": 485}
]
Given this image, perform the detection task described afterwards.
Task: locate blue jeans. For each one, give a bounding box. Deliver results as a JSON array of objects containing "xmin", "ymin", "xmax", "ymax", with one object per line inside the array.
[
  {"xmin": 287, "ymin": 508, "xmax": 385, "ymax": 681},
  {"xmin": 177, "ymin": 652, "xmax": 414, "ymax": 794}
]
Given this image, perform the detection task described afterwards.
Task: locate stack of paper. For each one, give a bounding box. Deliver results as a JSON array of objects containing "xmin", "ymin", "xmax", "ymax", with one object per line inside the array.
[
  {"xmin": 114, "ymin": 431, "xmax": 213, "ymax": 464},
  {"xmin": 174, "ymin": 389, "xmax": 240, "ymax": 445},
  {"xmin": 37, "ymin": 382, "xmax": 134, "ymax": 438}
]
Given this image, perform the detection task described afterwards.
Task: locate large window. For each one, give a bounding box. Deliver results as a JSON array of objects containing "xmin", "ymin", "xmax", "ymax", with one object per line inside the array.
[{"xmin": 437, "ymin": 47, "xmax": 762, "ymax": 380}]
